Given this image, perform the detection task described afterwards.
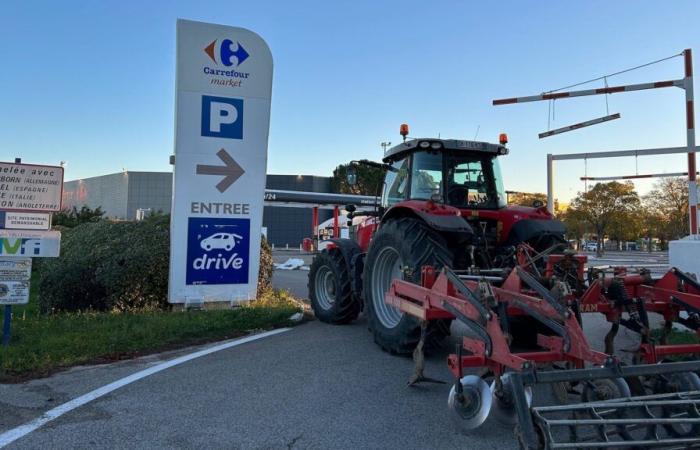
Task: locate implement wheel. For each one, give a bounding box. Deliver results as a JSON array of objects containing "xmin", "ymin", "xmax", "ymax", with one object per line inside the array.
[
  {"xmin": 308, "ymin": 249, "xmax": 360, "ymax": 324},
  {"xmin": 362, "ymin": 218, "xmax": 453, "ymax": 355}
]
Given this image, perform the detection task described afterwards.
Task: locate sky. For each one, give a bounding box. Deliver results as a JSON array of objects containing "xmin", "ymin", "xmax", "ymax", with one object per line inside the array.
[{"xmin": 1, "ymin": 0, "xmax": 699, "ymax": 202}]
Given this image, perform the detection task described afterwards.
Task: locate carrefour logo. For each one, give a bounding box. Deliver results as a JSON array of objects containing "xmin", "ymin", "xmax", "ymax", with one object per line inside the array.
[
  {"xmin": 203, "ymin": 39, "xmax": 251, "ymax": 86},
  {"xmin": 204, "ymin": 39, "xmax": 249, "ymax": 67},
  {"xmin": 186, "ymin": 217, "xmax": 250, "ymax": 285}
]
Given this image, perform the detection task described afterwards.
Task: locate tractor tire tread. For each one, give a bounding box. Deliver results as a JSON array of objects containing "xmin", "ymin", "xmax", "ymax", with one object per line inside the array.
[
  {"xmin": 308, "ymin": 248, "xmax": 360, "ymax": 324},
  {"xmin": 363, "ymin": 217, "xmax": 453, "ymax": 355}
]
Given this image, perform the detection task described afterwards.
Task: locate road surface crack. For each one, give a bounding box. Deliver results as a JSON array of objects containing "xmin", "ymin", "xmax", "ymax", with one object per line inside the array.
[{"xmin": 286, "ymin": 433, "xmax": 303, "ymax": 449}]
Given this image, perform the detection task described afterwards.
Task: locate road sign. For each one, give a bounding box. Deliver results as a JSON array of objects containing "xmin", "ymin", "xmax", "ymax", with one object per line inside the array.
[
  {"xmin": 169, "ymin": 19, "xmax": 273, "ymax": 304},
  {"xmin": 0, "ymin": 211, "xmax": 50, "ymax": 230},
  {"xmin": 0, "ymin": 258, "xmax": 31, "ymax": 305},
  {"xmin": 0, "ymin": 229, "xmax": 61, "ymax": 257},
  {"xmin": 0, "ymin": 161, "xmax": 63, "ymax": 212}
]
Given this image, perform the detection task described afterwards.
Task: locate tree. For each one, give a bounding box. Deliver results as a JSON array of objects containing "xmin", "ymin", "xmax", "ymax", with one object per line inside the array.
[
  {"xmin": 560, "ymin": 207, "xmax": 590, "ymax": 243},
  {"xmin": 642, "ymin": 177, "xmax": 689, "ymax": 242},
  {"xmin": 639, "ymin": 210, "xmax": 666, "ymax": 252},
  {"xmin": 330, "ymin": 162, "xmax": 384, "ymax": 196},
  {"xmin": 607, "ymin": 208, "xmax": 643, "ymax": 250},
  {"xmin": 508, "ymin": 191, "xmax": 547, "ymax": 208},
  {"xmin": 567, "ymin": 181, "xmax": 641, "ymax": 256}
]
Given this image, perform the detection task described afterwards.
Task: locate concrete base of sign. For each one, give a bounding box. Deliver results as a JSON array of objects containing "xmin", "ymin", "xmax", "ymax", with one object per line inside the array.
[
  {"xmin": 669, "ymin": 237, "xmax": 700, "ymax": 277},
  {"xmin": 171, "ymin": 300, "xmax": 252, "ymax": 312}
]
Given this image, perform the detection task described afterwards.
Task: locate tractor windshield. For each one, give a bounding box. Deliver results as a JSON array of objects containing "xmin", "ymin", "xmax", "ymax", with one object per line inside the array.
[
  {"xmin": 410, "ymin": 151, "xmax": 443, "ymax": 200},
  {"xmin": 445, "ymin": 152, "xmax": 506, "ymax": 209},
  {"xmin": 382, "ymin": 157, "xmax": 410, "ymax": 207}
]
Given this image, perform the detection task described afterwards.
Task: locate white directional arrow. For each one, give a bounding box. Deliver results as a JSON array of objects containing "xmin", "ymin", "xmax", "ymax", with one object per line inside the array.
[{"xmin": 196, "ymin": 149, "xmax": 245, "ymax": 193}]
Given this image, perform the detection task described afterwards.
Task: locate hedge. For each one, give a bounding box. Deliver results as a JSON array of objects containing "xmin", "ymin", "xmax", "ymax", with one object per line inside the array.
[{"xmin": 36, "ymin": 215, "xmax": 273, "ymax": 312}]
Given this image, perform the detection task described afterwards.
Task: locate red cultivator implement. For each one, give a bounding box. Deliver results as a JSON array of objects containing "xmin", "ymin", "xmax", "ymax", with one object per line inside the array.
[{"xmin": 386, "ymin": 256, "xmax": 700, "ymax": 449}]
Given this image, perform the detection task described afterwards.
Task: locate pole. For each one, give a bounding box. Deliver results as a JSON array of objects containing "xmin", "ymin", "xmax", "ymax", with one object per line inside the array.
[
  {"xmin": 2, "ymin": 306, "xmax": 10, "ymax": 347},
  {"xmin": 684, "ymin": 49, "xmax": 698, "ymax": 237},
  {"xmin": 312, "ymin": 206, "xmax": 318, "ymax": 247},
  {"xmin": 2, "ymin": 158, "xmax": 22, "ymax": 347},
  {"xmin": 546, "ymin": 154, "xmax": 554, "ymax": 214},
  {"xmin": 333, "ymin": 206, "xmax": 339, "ymax": 239}
]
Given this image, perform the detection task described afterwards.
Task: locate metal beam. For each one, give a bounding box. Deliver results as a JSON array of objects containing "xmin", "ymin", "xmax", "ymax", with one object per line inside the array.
[
  {"xmin": 539, "ymin": 113, "xmax": 620, "ymax": 139},
  {"xmin": 551, "ymin": 146, "xmax": 700, "ymax": 161},
  {"xmin": 264, "ymin": 189, "xmax": 378, "ymax": 206},
  {"xmin": 580, "ymin": 172, "xmax": 699, "ymax": 181},
  {"xmin": 493, "ymin": 79, "xmax": 684, "ymax": 105}
]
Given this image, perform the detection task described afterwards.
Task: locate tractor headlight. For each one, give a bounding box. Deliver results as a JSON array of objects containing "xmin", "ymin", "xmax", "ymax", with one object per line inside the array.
[
  {"xmin": 419, "ymin": 141, "xmax": 431, "ymax": 148},
  {"xmin": 430, "ymin": 142, "xmax": 443, "ymax": 150}
]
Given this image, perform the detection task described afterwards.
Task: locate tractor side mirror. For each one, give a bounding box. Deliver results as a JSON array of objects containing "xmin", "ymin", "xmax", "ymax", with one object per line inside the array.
[
  {"xmin": 345, "ymin": 204, "xmax": 356, "ymax": 213},
  {"xmin": 346, "ymin": 166, "xmax": 358, "ymax": 186}
]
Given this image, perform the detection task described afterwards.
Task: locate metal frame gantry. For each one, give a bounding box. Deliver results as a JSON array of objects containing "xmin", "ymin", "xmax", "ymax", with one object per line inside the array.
[{"xmin": 493, "ymin": 49, "xmax": 697, "ymax": 238}]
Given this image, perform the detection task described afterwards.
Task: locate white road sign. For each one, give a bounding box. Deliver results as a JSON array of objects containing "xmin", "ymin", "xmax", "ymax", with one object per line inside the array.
[
  {"xmin": 0, "ymin": 229, "xmax": 61, "ymax": 257},
  {"xmin": 0, "ymin": 258, "xmax": 31, "ymax": 305},
  {"xmin": 0, "ymin": 161, "xmax": 63, "ymax": 212},
  {"xmin": 0, "ymin": 211, "xmax": 51, "ymax": 230},
  {"xmin": 169, "ymin": 19, "xmax": 273, "ymax": 304}
]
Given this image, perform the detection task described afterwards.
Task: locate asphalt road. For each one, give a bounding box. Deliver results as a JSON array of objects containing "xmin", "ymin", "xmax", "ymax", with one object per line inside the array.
[
  {"xmin": 2, "ymin": 320, "xmax": 524, "ymax": 450},
  {"xmin": 0, "ymin": 250, "xmax": 670, "ymax": 449}
]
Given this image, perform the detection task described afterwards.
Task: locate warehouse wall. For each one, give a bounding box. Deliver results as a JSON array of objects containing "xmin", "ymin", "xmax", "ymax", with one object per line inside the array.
[
  {"xmin": 63, "ymin": 172, "xmax": 129, "ymax": 219},
  {"xmin": 264, "ymin": 175, "xmax": 332, "ymax": 246},
  {"xmin": 126, "ymin": 172, "xmax": 173, "ymax": 220}
]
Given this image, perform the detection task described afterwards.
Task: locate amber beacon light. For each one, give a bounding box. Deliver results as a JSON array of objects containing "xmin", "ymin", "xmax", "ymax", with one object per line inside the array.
[{"xmin": 400, "ymin": 123, "xmax": 409, "ymax": 141}]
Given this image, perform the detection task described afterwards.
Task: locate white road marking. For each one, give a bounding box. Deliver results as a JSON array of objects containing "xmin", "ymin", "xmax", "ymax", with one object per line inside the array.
[{"xmin": 0, "ymin": 328, "xmax": 291, "ymax": 448}]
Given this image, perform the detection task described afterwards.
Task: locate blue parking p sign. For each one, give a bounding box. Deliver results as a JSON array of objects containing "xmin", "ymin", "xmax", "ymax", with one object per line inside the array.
[
  {"xmin": 186, "ymin": 217, "xmax": 250, "ymax": 285},
  {"xmin": 201, "ymin": 95, "xmax": 243, "ymax": 139}
]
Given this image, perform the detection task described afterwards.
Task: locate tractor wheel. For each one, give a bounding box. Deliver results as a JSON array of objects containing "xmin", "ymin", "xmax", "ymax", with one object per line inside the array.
[
  {"xmin": 363, "ymin": 218, "xmax": 453, "ymax": 355},
  {"xmin": 308, "ymin": 249, "xmax": 361, "ymax": 324}
]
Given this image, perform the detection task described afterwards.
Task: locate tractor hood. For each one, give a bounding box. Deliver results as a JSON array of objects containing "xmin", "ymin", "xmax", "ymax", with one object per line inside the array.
[{"xmin": 457, "ymin": 204, "xmax": 563, "ymax": 246}]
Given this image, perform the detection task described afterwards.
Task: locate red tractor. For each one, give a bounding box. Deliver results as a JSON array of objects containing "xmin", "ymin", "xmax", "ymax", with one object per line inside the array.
[
  {"xmin": 308, "ymin": 127, "xmax": 700, "ymax": 449},
  {"xmin": 309, "ymin": 130, "xmax": 565, "ymax": 353}
]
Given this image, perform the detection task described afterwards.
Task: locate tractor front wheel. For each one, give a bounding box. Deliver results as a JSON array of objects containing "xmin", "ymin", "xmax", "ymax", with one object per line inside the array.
[
  {"xmin": 308, "ymin": 249, "xmax": 361, "ymax": 324},
  {"xmin": 363, "ymin": 218, "xmax": 453, "ymax": 355}
]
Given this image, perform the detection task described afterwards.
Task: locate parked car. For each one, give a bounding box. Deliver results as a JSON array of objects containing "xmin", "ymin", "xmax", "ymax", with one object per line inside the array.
[{"xmin": 584, "ymin": 242, "xmax": 598, "ymax": 252}]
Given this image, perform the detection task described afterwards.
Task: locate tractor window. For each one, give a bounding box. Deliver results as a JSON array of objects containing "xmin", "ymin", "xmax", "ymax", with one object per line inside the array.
[
  {"xmin": 410, "ymin": 151, "xmax": 443, "ymax": 200},
  {"xmin": 382, "ymin": 158, "xmax": 409, "ymax": 207},
  {"xmin": 446, "ymin": 154, "xmax": 506, "ymax": 209}
]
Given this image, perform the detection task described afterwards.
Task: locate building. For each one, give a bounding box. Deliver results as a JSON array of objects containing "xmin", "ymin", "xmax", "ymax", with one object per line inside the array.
[{"xmin": 63, "ymin": 171, "xmax": 332, "ymax": 246}]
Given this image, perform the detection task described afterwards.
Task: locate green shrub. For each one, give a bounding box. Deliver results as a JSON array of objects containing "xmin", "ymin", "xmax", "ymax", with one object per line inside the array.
[
  {"xmin": 37, "ymin": 215, "xmax": 170, "ymax": 312},
  {"xmin": 52, "ymin": 206, "xmax": 105, "ymax": 228},
  {"xmin": 258, "ymin": 236, "xmax": 273, "ymax": 293},
  {"xmin": 36, "ymin": 216, "xmax": 276, "ymax": 312}
]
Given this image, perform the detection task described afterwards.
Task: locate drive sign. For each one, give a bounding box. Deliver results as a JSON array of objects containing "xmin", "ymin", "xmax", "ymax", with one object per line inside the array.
[{"xmin": 169, "ymin": 19, "xmax": 273, "ymax": 304}]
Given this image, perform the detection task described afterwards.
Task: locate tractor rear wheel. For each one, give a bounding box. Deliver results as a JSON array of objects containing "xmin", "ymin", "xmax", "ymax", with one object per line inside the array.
[
  {"xmin": 363, "ymin": 218, "xmax": 453, "ymax": 355},
  {"xmin": 308, "ymin": 249, "xmax": 361, "ymax": 324}
]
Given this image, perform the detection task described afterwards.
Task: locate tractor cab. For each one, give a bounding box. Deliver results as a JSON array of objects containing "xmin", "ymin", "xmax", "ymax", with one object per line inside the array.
[{"xmin": 380, "ymin": 137, "xmax": 509, "ymax": 211}]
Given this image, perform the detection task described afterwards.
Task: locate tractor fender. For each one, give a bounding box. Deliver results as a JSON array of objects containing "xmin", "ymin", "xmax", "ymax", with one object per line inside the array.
[
  {"xmin": 323, "ymin": 238, "xmax": 364, "ymax": 298},
  {"xmin": 505, "ymin": 218, "xmax": 566, "ymax": 246},
  {"xmin": 382, "ymin": 204, "xmax": 474, "ymax": 235}
]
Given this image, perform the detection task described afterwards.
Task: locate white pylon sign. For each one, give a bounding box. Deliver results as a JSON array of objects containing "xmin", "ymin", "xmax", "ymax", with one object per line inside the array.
[{"xmin": 169, "ymin": 19, "xmax": 273, "ymax": 304}]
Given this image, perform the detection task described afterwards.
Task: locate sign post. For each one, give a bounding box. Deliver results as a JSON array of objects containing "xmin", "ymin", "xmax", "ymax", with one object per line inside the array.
[
  {"xmin": 169, "ymin": 20, "xmax": 273, "ymax": 305},
  {"xmin": 0, "ymin": 157, "xmax": 63, "ymax": 346}
]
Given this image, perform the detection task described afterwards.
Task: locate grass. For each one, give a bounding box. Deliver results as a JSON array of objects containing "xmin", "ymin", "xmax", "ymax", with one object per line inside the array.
[
  {"xmin": 649, "ymin": 328, "xmax": 700, "ymax": 361},
  {"xmin": 656, "ymin": 329, "xmax": 700, "ymax": 346},
  {"xmin": 0, "ymin": 289, "xmax": 302, "ymax": 382}
]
